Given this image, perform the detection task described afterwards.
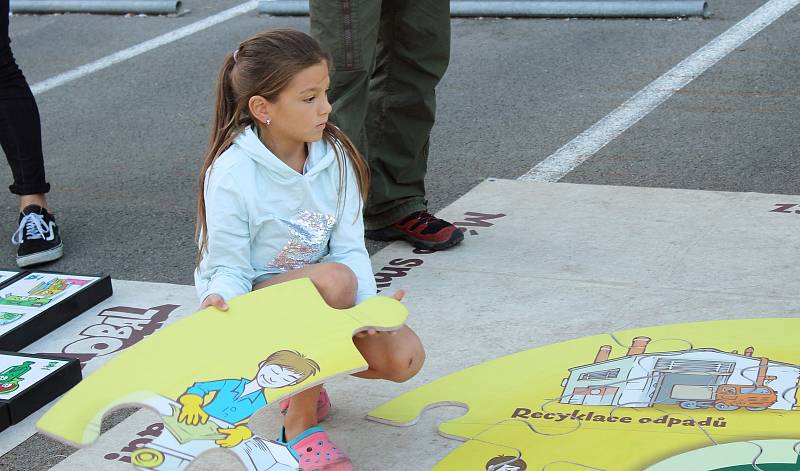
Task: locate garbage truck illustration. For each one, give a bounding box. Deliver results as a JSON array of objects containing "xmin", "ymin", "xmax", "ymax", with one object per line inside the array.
[
  {"xmin": 672, "ymin": 383, "xmax": 777, "ymax": 411},
  {"xmin": 560, "ymin": 338, "xmax": 800, "ymax": 411}
]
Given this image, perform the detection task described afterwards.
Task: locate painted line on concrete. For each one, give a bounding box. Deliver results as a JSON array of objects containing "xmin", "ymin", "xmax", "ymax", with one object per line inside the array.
[
  {"xmin": 518, "ymin": 0, "xmax": 800, "ymax": 182},
  {"xmin": 30, "ymin": 1, "xmax": 257, "ymax": 96}
]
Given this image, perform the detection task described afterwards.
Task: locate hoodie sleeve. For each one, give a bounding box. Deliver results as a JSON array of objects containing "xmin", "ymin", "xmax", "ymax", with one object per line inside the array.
[
  {"xmin": 324, "ymin": 158, "xmax": 377, "ymax": 305},
  {"xmin": 194, "ymin": 166, "xmax": 255, "ymax": 304}
]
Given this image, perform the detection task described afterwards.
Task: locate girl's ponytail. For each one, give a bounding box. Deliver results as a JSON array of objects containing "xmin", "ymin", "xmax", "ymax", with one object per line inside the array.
[
  {"xmin": 324, "ymin": 123, "xmax": 370, "ymax": 208},
  {"xmin": 196, "ymin": 53, "xmax": 242, "ymax": 263}
]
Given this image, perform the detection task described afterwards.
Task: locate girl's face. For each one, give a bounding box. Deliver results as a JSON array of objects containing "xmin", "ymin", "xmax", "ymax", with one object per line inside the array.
[{"xmin": 264, "ymin": 61, "xmax": 332, "ymax": 145}]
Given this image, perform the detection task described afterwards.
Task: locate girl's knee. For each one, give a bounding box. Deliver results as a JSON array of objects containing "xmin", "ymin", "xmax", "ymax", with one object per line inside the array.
[
  {"xmin": 315, "ymin": 263, "xmax": 357, "ymax": 309},
  {"xmin": 385, "ymin": 339, "xmax": 426, "ymax": 383}
]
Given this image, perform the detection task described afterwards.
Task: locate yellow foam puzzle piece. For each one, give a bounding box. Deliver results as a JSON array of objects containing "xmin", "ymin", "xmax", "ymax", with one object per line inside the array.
[
  {"xmin": 37, "ymin": 278, "xmax": 407, "ymax": 447},
  {"xmin": 368, "ymin": 318, "xmax": 800, "ymax": 470},
  {"xmin": 427, "ymin": 419, "xmax": 720, "ymax": 471},
  {"xmin": 644, "ymin": 439, "xmax": 800, "ymax": 470}
]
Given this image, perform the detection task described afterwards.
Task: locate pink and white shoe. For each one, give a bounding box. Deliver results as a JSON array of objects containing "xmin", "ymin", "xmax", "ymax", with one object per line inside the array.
[
  {"xmin": 280, "ymin": 386, "xmax": 331, "ymax": 422},
  {"xmin": 283, "ymin": 426, "xmax": 352, "ymax": 471}
]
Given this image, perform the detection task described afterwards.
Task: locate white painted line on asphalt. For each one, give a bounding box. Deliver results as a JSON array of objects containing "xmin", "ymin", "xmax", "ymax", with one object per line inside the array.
[
  {"xmin": 30, "ymin": 1, "xmax": 257, "ymax": 96},
  {"xmin": 519, "ymin": 0, "xmax": 800, "ymax": 182}
]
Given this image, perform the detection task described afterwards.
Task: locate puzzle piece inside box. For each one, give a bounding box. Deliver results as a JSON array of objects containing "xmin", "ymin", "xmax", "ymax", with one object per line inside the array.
[
  {"xmin": 0, "ymin": 270, "xmax": 113, "ymax": 351},
  {"xmin": 368, "ymin": 318, "xmax": 800, "ymax": 470},
  {"xmin": 0, "ymin": 351, "xmax": 81, "ymax": 425},
  {"xmin": 37, "ymin": 278, "xmax": 408, "ymax": 471},
  {"xmin": 644, "ymin": 439, "xmax": 800, "ymax": 470}
]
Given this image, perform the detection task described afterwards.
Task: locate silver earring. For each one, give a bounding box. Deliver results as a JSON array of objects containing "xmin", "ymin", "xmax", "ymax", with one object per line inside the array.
[{"xmin": 265, "ymin": 118, "xmax": 271, "ymax": 126}]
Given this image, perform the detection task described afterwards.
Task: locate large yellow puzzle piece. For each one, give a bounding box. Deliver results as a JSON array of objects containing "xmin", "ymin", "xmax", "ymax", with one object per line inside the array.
[
  {"xmin": 645, "ymin": 439, "xmax": 800, "ymax": 470},
  {"xmin": 368, "ymin": 318, "xmax": 800, "ymax": 470},
  {"xmin": 38, "ymin": 278, "xmax": 407, "ymax": 448}
]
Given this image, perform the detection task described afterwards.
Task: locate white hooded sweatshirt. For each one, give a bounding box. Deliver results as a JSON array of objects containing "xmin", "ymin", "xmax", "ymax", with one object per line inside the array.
[{"xmin": 195, "ymin": 126, "xmax": 377, "ymax": 304}]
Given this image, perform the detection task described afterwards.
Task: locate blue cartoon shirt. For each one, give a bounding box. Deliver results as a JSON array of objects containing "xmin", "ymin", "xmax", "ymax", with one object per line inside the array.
[{"xmin": 185, "ymin": 378, "xmax": 267, "ymax": 424}]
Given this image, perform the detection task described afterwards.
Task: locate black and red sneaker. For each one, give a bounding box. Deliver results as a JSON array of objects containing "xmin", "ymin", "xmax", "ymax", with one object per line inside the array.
[{"xmin": 365, "ymin": 211, "xmax": 464, "ymax": 250}]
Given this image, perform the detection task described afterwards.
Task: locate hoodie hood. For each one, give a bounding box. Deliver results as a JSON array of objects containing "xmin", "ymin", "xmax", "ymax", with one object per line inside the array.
[{"xmin": 233, "ymin": 126, "xmax": 337, "ymax": 181}]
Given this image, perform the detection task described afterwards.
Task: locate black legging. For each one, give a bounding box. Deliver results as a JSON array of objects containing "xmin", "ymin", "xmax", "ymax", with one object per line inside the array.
[{"xmin": 0, "ymin": 0, "xmax": 50, "ymax": 196}]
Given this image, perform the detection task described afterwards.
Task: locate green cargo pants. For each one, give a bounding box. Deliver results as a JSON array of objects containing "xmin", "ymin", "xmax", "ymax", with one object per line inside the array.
[{"xmin": 309, "ymin": 0, "xmax": 451, "ymax": 230}]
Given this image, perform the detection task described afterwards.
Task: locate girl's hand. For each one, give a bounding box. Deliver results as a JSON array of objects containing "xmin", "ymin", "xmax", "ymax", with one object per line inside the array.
[
  {"xmin": 200, "ymin": 293, "xmax": 228, "ymax": 311},
  {"xmin": 355, "ymin": 290, "xmax": 406, "ymax": 338}
]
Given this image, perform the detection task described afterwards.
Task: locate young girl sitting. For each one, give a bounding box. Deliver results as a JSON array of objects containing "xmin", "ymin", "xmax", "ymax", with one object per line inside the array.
[{"xmin": 194, "ymin": 29, "xmax": 425, "ymax": 470}]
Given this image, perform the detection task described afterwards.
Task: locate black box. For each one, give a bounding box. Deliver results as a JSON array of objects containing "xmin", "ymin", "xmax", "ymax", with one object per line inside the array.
[
  {"xmin": 0, "ymin": 402, "xmax": 9, "ymax": 432},
  {"xmin": 0, "ymin": 351, "xmax": 81, "ymax": 424},
  {"xmin": 0, "ymin": 271, "xmax": 113, "ymax": 351}
]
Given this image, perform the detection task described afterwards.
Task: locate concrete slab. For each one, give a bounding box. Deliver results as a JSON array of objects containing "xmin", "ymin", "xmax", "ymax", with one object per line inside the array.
[
  {"xmin": 376, "ymin": 179, "xmax": 800, "ymax": 298},
  {"xmin": 26, "ymin": 179, "xmax": 800, "ymax": 471}
]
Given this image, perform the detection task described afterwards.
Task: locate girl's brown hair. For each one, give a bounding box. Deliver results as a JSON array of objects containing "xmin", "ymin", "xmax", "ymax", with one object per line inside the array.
[{"xmin": 196, "ymin": 29, "xmax": 369, "ymax": 262}]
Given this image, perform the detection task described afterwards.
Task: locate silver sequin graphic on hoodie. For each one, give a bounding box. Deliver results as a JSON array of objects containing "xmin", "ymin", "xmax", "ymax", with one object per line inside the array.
[{"xmin": 269, "ymin": 210, "xmax": 336, "ymax": 271}]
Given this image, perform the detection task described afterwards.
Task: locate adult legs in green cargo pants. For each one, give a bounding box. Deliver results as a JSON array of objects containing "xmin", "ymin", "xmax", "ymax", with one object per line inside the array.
[{"xmin": 310, "ymin": 0, "xmax": 463, "ymax": 250}]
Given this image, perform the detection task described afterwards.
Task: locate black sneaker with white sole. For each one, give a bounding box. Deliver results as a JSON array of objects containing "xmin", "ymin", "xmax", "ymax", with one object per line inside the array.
[{"xmin": 11, "ymin": 205, "xmax": 63, "ymax": 267}]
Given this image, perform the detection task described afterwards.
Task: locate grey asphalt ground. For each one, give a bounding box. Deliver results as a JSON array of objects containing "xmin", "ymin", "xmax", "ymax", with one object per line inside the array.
[{"xmin": 0, "ymin": 0, "xmax": 798, "ymax": 469}]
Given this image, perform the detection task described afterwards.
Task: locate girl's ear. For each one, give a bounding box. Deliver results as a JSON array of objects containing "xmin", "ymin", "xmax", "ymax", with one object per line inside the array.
[{"xmin": 248, "ymin": 95, "xmax": 271, "ymax": 125}]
